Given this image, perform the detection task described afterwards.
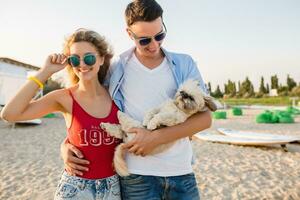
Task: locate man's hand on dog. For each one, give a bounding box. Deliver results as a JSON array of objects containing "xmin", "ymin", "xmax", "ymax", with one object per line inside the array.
[{"xmin": 123, "ymin": 128, "xmax": 159, "ymax": 157}]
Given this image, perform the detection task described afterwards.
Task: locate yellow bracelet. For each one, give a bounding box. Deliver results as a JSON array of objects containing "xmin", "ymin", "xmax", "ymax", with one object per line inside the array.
[{"xmin": 28, "ymin": 76, "xmax": 44, "ymax": 89}]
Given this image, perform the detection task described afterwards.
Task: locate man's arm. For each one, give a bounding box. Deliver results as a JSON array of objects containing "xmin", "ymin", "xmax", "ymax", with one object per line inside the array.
[
  {"xmin": 123, "ymin": 110, "xmax": 212, "ymax": 156},
  {"xmin": 154, "ymin": 110, "xmax": 211, "ymax": 144},
  {"xmin": 60, "ymin": 138, "xmax": 90, "ymax": 176}
]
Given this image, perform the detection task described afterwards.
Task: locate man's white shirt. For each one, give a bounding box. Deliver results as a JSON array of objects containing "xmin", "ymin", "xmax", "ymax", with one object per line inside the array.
[{"xmin": 120, "ymin": 53, "xmax": 193, "ymax": 176}]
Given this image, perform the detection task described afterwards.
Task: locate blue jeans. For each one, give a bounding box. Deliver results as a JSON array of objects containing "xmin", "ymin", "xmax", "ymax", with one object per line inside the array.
[
  {"xmin": 120, "ymin": 173, "xmax": 200, "ymax": 200},
  {"xmin": 54, "ymin": 172, "xmax": 121, "ymax": 200}
]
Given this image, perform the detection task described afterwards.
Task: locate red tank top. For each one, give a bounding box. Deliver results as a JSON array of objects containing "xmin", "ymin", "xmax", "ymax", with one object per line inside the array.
[{"xmin": 67, "ymin": 90, "xmax": 120, "ymax": 179}]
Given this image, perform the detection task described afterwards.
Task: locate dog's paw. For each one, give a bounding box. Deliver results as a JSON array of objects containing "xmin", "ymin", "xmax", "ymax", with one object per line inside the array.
[
  {"xmin": 142, "ymin": 119, "xmax": 149, "ymax": 127},
  {"xmin": 100, "ymin": 122, "xmax": 108, "ymax": 130},
  {"xmin": 117, "ymin": 111, "xmax": 128, "ymax": 122},
  {"xmin": 147, "ymin": 121, "xmax": 158, "ymax": 130},
  {"xmin": 100, "ymin": 123, "xmax": 123, "ymax": 139}
]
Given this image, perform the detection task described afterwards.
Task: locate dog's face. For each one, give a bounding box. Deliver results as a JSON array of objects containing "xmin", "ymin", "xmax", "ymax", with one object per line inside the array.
[
  {"xmin": 174, "ymin": 80, "xmax": 205, "ymax": 115},
  {"xmin": 174, "ymin": 80, "xmax": 218, "ymax": 114}
]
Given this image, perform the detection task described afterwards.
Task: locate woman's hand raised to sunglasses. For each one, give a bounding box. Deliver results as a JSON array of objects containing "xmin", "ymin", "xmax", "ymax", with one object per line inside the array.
[{"xmin": 42, "ymin": 53, "xmax": 68, "ymax": 75}]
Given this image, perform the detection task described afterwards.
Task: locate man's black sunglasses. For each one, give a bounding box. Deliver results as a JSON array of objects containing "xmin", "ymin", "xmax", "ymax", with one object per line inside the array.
[{"xmin": 129, "ymin": 23, "xmax": 167, "ymax": 46}]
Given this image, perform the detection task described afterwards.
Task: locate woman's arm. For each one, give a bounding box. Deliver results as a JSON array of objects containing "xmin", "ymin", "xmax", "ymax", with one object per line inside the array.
[{"xmin": 1, "ymin": 54, "xmax": 67, "ymax": 122}]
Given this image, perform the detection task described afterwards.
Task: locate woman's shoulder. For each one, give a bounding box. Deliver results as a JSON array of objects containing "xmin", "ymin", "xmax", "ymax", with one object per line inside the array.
[
  {"xmin": 43, "ymin": 87, "xmax": 76, "ymax": 107},
  {"xmin": 45, "ymin": 87, "xmax": 72, "ymax": 97},
  {"xmin": 47, "ymin": 87, "xmax": 75, "ymax": 113}
]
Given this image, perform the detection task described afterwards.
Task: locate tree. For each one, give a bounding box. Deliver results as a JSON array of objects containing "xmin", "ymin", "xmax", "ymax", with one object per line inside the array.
[
  {"xmin": 287, "ymin": 74, "xmax": 297, "ymax": 91},
  {"xmin": 278, "ymin": 84, "xmax": 289, "ymax": 96},
  {"xmin": 271, "ymin": 75, "xmax": 279, "ymax": 89},
  {"xmin": 224, "ymin": 79, "xmax": 236, "ymax": 97},
  {"xmin": 224, "ymin": 83, "xmax": 229, "ymax": 94},
  {"xmin": 259, "ymin": 76, "xmax": 267, "ymax": 94},
  {"xmin": 212, "ymin": 85, "xmax": 223, "ymax": 98},
  {"xmin": 236, "ymin": 81, "xmax": 242, "ymax": 97},
  {"xmin": 207, "ymin": 82, "xmax": 212, "ymax": 94},
  {"xmin": 239, "ymin": 77, "xmax": 255, "ymax": 98},
  {"xmin": 290, "ymin": 86, "xmax": 300, "ymax": 97},
  {"xmin": 266, "ymin": 83, "xmax": 270, "ymax": 94}
]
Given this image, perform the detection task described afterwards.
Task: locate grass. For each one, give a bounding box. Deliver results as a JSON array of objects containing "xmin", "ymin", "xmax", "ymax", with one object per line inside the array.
[{"xmin": 218, "ymin": 96, "xmax": 293, "ymax": 106}]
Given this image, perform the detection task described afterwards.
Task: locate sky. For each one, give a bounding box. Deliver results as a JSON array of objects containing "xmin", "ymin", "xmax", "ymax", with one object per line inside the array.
[{"xmin": 0, "ymin": 0, "xmax": 299, "ymax": 91}]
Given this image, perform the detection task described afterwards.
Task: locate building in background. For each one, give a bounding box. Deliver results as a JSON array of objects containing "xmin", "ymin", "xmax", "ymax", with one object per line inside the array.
[
  {"xmin": 269, "ymin": 89, "xmax": 278, "ymax": 97},
  {"xmin": 0, "ymin": 57, "xmax": 39, "ymax": 106}
]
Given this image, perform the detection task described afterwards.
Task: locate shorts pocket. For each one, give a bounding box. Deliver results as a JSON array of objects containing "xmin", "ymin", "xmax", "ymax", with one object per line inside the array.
[
  {"xmin": 120, "ymin": 174, "xmax": 144, "ymax": 185},
  {"xmin": 111, "ymin": 181, "xmax": 121, "ymax": 197},
  {"xmin": 55, "ymin": 182, "xmax": 79, "ymax": 198}
]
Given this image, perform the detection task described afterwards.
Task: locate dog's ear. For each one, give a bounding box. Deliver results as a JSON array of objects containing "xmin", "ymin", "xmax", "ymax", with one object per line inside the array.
[{"xmin": 203, "ymin": 96, "xmax": 218, "ymax": 112}]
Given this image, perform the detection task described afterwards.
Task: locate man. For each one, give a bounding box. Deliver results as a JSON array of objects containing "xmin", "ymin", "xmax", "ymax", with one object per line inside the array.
[{"xmin": 61, "ymin": 0, "xmax": 211, "ymax": 199}]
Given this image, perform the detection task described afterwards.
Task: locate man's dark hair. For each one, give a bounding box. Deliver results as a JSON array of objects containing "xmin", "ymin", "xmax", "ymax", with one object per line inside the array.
[{"xmin": 125, "ymin": 0, "xmax": 163, "ymax": 26}]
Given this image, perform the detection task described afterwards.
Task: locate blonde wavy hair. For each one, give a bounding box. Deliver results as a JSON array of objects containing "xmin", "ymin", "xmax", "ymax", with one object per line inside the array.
[{"xmin": 63, "ymin": 29, "xmax": 113, "ymax": 86}]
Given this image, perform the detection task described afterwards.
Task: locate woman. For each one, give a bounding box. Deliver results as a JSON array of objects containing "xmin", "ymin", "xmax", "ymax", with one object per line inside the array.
[{"xmin": 1, "ymin": 29, "xmax": 121, "ymax": 200}]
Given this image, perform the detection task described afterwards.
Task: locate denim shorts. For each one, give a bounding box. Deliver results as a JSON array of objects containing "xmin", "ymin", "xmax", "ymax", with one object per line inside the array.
[
  {"xmin": 120, "ymin": 173, "xmax": 200, "ymax": 200},
  {"xmin": 54, "ymin": 171, "xmax": 121, "ymax": 200}
]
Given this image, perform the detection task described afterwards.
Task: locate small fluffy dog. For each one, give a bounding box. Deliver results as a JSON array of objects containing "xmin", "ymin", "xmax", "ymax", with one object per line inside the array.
[{"xmin": 100, "ymin": 79, "xmax": 217, "ymax": 176}]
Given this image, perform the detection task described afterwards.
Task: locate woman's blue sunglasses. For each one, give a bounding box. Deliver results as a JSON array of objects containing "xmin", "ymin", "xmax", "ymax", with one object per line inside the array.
[{"xmin": 67, "ymin": 53, "xmax": 97, "ymax": 67}]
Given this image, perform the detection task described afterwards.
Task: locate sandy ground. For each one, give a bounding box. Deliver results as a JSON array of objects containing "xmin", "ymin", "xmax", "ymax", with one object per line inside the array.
[
  {"xmin": 0, "ymin": 109, "xmax": 300, "ymax": 200},
  {"xmin": 193, "ymin": 109, "xmax": 300, "ymax": 200}
]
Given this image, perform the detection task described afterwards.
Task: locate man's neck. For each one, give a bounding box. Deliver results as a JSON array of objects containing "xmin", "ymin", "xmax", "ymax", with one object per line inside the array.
[{"xmin": 134, "ymin": 49, "xmax": 165, "ymax": 69}]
